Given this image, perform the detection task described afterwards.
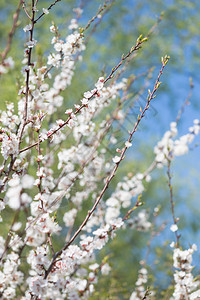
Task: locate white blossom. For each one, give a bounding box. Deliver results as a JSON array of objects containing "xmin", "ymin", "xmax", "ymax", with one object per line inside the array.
[
  {"xmin": 26, "ymin": 39, "xmax": 37, "ymax": 48},
  {"xmin": 43, "ymin": 8, "xmax": 49, "ymax": 14},
  {"xmin": 112, "ymin": 156, "xmax": 121, "ymax": 163},
  {"xmin": 170, "ymin": 224, "xmax": 178, "ymax": 232},
  {"xmin": 125, "ymin": 141, "xmax": 132, "ymax": 148},
  {"xmin": 23, "ymin": 24, "xmax": 32, "ymax": 32}
]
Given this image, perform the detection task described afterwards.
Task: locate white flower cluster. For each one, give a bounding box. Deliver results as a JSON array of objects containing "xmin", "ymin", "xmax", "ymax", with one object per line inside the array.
[
  {"xmin": 154, "ymin": 120, "xmax": 200, "ymax": 167},
  {"xmin": 43, "ymin": 24, "xmax": 85, "ymax": 114},
  {"xmin": 73, "ymin": 79, "xmax": 127, "ymax": 141},
  {"xmin": 18, "ymin": 19, "xmax": 86, "ymax": 126},
  {"xmin": 129, "ymin": 209, "xmax": 152, "ymax": 231},
  {"xmin": 6, "ymin": 175, "xmax": 33, "ymax": 209},
  {"xmin": 0, "ymin": 103, "xmax": 20, "ymax": 131},
  {"xmin": 105, "ymin": 172, "xmax": 147, "ymax": 225},
  {"xmin": 0, "ymin": 252, "xmax": 24, "ymax": 299},
  {"xmin": 172, "ymin": 244, "xmax": 200, "ymax": 300},
  {"xmin": 1, "ymin": 131, "xmax": 18, "ymax": 160},
  {"xmin": 130, "ymin": 267, "xmax": 154, "ymax": 300},
  {"xmin": 25, "ymin": 220, "xmax": 122, "ymax": 299}
]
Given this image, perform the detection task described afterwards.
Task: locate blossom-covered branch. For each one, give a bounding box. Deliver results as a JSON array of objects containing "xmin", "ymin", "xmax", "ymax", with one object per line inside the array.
[
  {"xmin": 43, "ymin": 56, "xmax": 169, "ymax": 278},
  {"xmin": 19, "ymin": 34, "xmax": 148, "ymax": 155}
]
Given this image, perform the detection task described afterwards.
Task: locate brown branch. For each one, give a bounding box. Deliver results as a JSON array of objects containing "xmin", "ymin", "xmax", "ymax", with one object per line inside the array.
[
  {"xmin": 47, "ymin": 233, "xmax": 55, "ymax": 256},
  {"xmin": 1, "ymin": 1, "xmax": 37, "ymax": 191},
  {"xmin": 1, "ymin": 0, "xmax": 23, "ymax": 63},
  {"xmin": 167, "ymin": 159, "xmax": 180, "ymax": 247},
  {"xmin": 22, "ymin": 0, "xmax": 32, "ymax": 20},
  {"xmin": 18, "ymin": 0, "xmax": 36, "ymax": 144},
  {"xmin": 176, "ymin": 77, "xmax": 193, "ymax": 124}
]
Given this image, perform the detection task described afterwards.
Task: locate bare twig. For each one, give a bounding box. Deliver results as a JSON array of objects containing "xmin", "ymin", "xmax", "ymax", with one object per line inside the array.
[
  {"xmin": 1, "ymin": 0, "xmax": 23, "ymax": 63},
  {"xmin": 85, "ymin": 0, "xmax": 114, "ymax": 45},
  {"xmin": 22, "ymin": 0, "xmax": 32, "ymax": 20},
  {"xmin": 81, "ymin": 0, "xmax": 113, "ymax": 33},
  {"xmin": 176, "ymin": 77, "xmax": 193, "ymax": 124}
]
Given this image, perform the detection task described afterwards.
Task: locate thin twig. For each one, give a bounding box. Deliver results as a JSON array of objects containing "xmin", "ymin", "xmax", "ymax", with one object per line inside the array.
[
  {"xmin": 1, "ymin": 0, "xmax": 23, "ymax": 63},
  {"xmin": 34, "ymin": 0, "xmax": 61, "ymax": 24},
  {"xmin": 22, "ymin": 0, "xmax": 32, "ymax": 20},
  {"xmin": 176, "ymin": 77, "xmax": 193, "ymax": 124},
  {"xmin": 167, "ymin": 159, "xmax": 180, "ymax": 247},
  {"xmin": 81, "ymin": 0, "xmax": 113, "ymax": 33},
  {"xmin": 85, "ymin": 0, "xmax": 114, "ymax": 45}
]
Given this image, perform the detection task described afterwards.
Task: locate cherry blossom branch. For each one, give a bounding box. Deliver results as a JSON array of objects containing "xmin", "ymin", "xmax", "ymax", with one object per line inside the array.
[
  {"xmin": 19, "ymin": 0, "xmax": 61, "ymax": 141},
  {"xmin": 49, "ymin": 73, "xmax": 143, "ymax": 195},
  {"xmin": 44, "ymin": 56, "xmax": 170, "ymax": 279},
  {"xmin": 49, "ymin": 73, "xmax": 150, "ymax": 199},
  {"xmin": 43, "ymin": 0, "xmax": 114, "ymax": 78},
  {"xmin": 0, "ymin": 120, "xmax": 114, "ymax": 260},
  {"xmin": 19, "ymin": 36, "xmax": 148, "ymax": 154},
  {"xmin": 0, "ymin": 1, "xmax": 61, "ymax": 191},
  {"xmin": 51, "ymin": 124, "xmax": 112, "ymax": 193},
  {"xmin": 1, "ymin": 0, "xmax": 23, "ymax": 63},
  {"xmin": 141, "ymin": 79, "xmax": 194, "ymax": 181}
]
